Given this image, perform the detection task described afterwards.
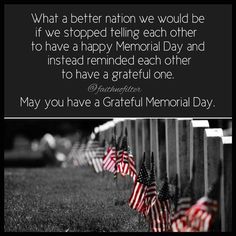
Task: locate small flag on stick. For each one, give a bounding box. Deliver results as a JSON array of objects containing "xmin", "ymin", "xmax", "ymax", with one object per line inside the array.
[
  {"xmin": 115, "ymin": 128, "xmax": 137, "ymax": 182},
  {"xmin": 182, "ymin": 162, "xmax": 221, "ymax": 232},
  {"xmin": 103, "ymin": 136, "xmax": 116, "ymax": 173},
  {"xmin": 148, "ymin": 174, "xmax": 172, "ymax": 232},
  {"xmin": 143, "ymin": 152, "xmax": 157, "ymax": 217},
  {"xmin": 129, "ymin": 152, "xmax": 149, "ymax": 212},
  {"xmin": 171, "ymin": 180, "xmax": 193, "ymax": 232}
]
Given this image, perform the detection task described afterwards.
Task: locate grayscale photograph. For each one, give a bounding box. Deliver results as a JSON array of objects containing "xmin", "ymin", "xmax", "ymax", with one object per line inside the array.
[{"xmin": 4, "ymin": 118, "xmax": 232, "ymax": 232}]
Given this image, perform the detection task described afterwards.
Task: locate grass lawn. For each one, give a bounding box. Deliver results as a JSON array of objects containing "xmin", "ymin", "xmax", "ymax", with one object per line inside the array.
[{"xmin": 4, "ymin": 167, "xmax": 148, "ymax": 232}]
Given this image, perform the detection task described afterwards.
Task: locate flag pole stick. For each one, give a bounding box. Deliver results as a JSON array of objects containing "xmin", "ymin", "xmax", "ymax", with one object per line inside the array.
[
  {"xmin": 102, "ymin": 139, "xmax": 106, "ymax": 179},
  {"xmin": 124, "ymin": 127, "xmax": 129, "ymax": 190},
  {"xmin": 114, "ymin": 126, "xmax": 118, "ymax": 189}
]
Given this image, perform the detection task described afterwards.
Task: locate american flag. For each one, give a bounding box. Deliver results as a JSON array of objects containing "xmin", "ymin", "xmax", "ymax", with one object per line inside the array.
[
  {"xmin": 67, "ymin": 142, "xmax": 88, "ymax": 167},
  {"xmin": 115, "ymin": 128, "xmax": 137, "ymax": 182},
  {"xmin": 143, "ymin": 152, "xmax": 157, "ymax": 217},
  {"xmin": 85, "ymin": 138, "xmax": 104, "ymax": 173},
  {"xmin": 149, "ymin": 174, "xmax": 172, "ymax": 232},
  {"xmin": 117, "ymin": 135, "xmax": 137, "ymax": 181},
  {"xmin": 93, "ymin": 143, "xmax": 105, "ymax": 173},
  {"xmin": 171, "ymin": 159, "xmax": 196, "ymax": 231},
  {"xmin": 126, "ymin": 148, "xmax": 137, "ymax": 182},
  {"xmin": 115, "ymin": 130, "xmax": 124, "ymax": 177},
  {"xmin": 84, "ymin": 139, "xmax": 95, "ymax": 166},
  {"xmin": 103, "ymin": 136, "xmax": 116, "ymax": 173},
  {"xmin": 128, "ymin": 152, "xmax": 149, "ymax": 212},
  {"xmin": 172, "ymin": 162, "xmax": 221, "ymax": 232},
  {"xmin": 182, "ymin": 197, "xmax": 218, "ymax": 232},
  {"xmin": 171, "ymin": 180, "xmax": 193, "ymax": 232},
  {"xmin": 118, "ymin": 135, "xmax": 129, "ymax": 176},
  {"xmin": 182, "ymin": 168, "xmax": 220, "ymax": 232}
]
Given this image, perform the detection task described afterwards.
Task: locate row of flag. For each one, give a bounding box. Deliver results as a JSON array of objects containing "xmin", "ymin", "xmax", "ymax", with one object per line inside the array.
[
  {"xmin": 128, "ymin": 152, "xmax": 172, "ymax": 232},
  {"xmin": 67, "ymin": 138, "xmax": 104, "ymax": 173},
  {"xmin": 129, "ymin": 151, "xmax": 219, "ymax": 232},
  {"xmin": 67, "ymin": 128, "xmax": 137, "ymax": 179},
  {"xmin": 66, "ymin": 128, "xmax": 220, "ymax": 232}
]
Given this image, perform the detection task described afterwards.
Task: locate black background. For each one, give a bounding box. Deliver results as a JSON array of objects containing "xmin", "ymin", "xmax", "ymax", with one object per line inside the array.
[{"xmin": 4, "ymin": 4, "xmax": 232, "ymax": 117}]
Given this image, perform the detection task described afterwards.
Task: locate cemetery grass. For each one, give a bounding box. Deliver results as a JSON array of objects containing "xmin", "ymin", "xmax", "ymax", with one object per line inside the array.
[{"xmin": 4, "ymin": 167, "xmax": 148, "ymax": 232}]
